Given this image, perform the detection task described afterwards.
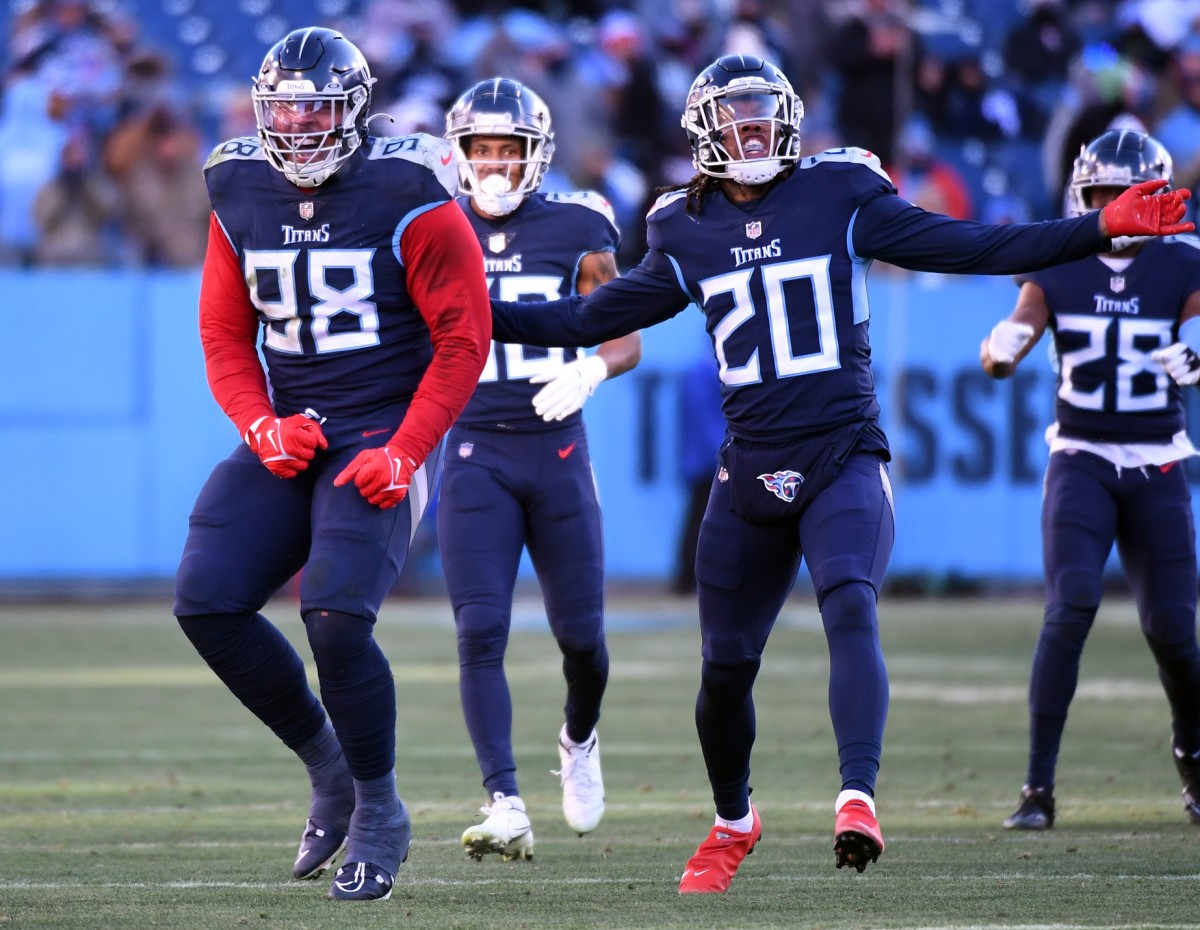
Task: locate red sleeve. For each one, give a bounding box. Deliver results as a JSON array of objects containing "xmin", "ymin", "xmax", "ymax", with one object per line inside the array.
[
  {"xmin": 198, "ymin": 213, "xmax": 273, "ymax": 438},
  {"xmin": 390, "ymin": 200, "xmax": 491, "ymax": 459}
]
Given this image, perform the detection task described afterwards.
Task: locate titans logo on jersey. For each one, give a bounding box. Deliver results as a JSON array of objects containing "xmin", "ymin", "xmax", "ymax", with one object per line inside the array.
[
  {"xmin": 457, "ymin": 191, "xmax": 618, "ymax": 428},
  {"xmin": 203, "ymin": 133, "xmax": 458, "ymax": 420},
  {"xmin": 1018, "ymin": 236, "xmax": 1200, "ymax": 443}
]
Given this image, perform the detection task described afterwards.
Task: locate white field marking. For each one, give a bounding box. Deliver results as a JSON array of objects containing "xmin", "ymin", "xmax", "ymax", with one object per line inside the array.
[
  {"xmin": 890, "ymin": 678, "xmax": 1162, "ymax": 704},
  {"xmin": 0, "ymin": 876, "xmax": 1197, "ymax": 894}
]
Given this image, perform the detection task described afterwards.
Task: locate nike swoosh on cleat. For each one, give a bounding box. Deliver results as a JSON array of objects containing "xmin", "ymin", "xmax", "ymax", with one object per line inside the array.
[
  {"xmin": 362, "ymin": 428, "xmax": 390, "ymax": 437},
  {"xmin": 558, "ymin": 442, "xmax": 577, "ymax": 459},
  {"xmin": 692, "ymin": 868, "xmax": 709, "ymax": 876}
]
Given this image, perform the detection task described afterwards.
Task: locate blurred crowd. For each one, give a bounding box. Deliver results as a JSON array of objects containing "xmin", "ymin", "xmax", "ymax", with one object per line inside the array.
[{"xmin": 2, "ymin": 0, "xmax": 1200, "ymax": 270}]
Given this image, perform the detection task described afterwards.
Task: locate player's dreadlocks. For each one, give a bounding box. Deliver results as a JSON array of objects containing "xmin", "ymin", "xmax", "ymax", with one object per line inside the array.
[{"xmin": 660, "ymin": 165, "xmax": 797, "ymax": 215}]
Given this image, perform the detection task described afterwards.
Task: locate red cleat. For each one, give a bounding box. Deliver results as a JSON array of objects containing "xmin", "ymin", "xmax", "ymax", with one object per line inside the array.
[
  {"xmin": 834, "ymin": 799, "xmax": 884, "ymax": 872},
  {"xmin": 678, "ymin": 806, "xmax": 762, "ymax": 894}
]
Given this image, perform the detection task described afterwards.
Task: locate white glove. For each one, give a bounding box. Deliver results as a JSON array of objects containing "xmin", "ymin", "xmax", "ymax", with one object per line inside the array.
[
  {"xmin": 529, "ymin": 355, "xmax": 608, "ymax": 421},
  {"xmin": 987, "ymin": 320, "xmax": 1035, "ymax": 365},
  {"xmin": 1152, "ymin": 341, "xmax": 1200, "ymax": 386}
]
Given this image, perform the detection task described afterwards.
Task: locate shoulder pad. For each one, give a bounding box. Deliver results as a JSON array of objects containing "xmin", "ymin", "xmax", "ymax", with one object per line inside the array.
[
  {"xmin": 204, "ymin": 136, "xmax": 263, "ymax": 170},
  {"xmin": 367, "ymin": 133, "xmax": 458, "ymax": 196},
  {"xmin": 647, "ymin": 189, "xmax": 689, "ymax": 219},
  {"xmin": 800, "ymin": 147, "xmax": 893, "ymax": 184},
  {"xmin": 545, "ymin": 190, "xmax": 617, "ymax": 226}
]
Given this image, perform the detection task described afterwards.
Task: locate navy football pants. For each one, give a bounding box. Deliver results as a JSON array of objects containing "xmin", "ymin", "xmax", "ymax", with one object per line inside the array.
[
  {"xmin": 1024, "ymin": 450, "xmax": 1200, "ymax": 787},
  {"xmin": 438, "ymin": 420, "xmax": 608, "ymax": 799},
  {"xmin": 694, "ymin": 451, "xmax": 894, "ymax": 819},
  {"xmin": 174, "ymin": 413, "xmax": 441, "ymax": 781}
]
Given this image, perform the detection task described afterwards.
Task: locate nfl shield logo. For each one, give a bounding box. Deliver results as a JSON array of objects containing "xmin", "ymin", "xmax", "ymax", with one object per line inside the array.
[
  {"xmin": 1110, "ymin": 274, "xmax": 1125, "ymax": 293},
  {"xmin": 745, "ymin": 221, "xmax": 762, "ymax": 240},
  {"xmin": 458, "ymin": 442, "xmax": 474, "ymax": 459},
  {"xmin": 487, "ymin": 233, "xmax": 507, "ymax": 253},
  {"xmin": 299, "ymin": 201, "xmax": 314, "ymax": 220}
]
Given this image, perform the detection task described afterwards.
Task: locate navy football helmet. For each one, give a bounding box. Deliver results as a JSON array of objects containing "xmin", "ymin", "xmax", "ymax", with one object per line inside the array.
[
  {"xmin": 682, "ymin": 54, "xmax": 803, "ymax": 186},
  {"xmin": 445, "ymin": 77, "xmax": 555, "ymax": 216},
  {"xmin": 252, "ymin": 27, "xmax": 375, "ymax": 188},
  {"xmin": 1069, "ymin": 128, "xmax": 1173, "ymax": 249}
]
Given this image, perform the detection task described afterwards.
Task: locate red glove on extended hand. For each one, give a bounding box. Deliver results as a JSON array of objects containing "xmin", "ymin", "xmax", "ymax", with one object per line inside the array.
[
  {"xmin": 244, "ymin": 413, "xmax": 328, "ymax": 478},
  {"xmin": 334, "ymin": 444, "xmax": 419, "ymax": 509},
  {"xmin": 1102, "ymin": 179, "xmax": 1194, "ymax": 238}
]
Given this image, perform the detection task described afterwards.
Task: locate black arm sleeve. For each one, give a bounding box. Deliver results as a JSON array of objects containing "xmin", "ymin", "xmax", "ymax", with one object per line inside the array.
[
  {"xmin": 491, "ymin": 249, "xmax": 692, "ymax": 347},
  {"xmin": 852, "ymin": 194, "xmax": 1107, "ymax": 274}
]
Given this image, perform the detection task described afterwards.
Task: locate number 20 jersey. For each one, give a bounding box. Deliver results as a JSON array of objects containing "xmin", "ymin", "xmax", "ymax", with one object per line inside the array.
[
  {"xmin": 455, "ymin": 191, "xmax": 619, "ymax": 428},
  {"xmin": 1017, "ymin": 237, "xmax": 1200, "ymax": 443},
  {"xmin": 202, "ymin": 133, "xmax": 459, "ymax": 420}
]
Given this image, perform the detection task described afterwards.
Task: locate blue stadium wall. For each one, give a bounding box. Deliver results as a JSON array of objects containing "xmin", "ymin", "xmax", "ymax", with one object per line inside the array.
[{"xmin": 4, "ymin": 269, "xmax": 1199, "ymax": 585}]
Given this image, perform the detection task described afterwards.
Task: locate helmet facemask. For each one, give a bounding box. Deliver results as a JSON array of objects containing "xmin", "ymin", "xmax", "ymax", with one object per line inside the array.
[
  {"xmin": 454, "ymin": 131, "xmax": 552, "ymax": 216},
  {"xmin": 684, "ymin": 79, "xmax": 802, "ymax": 185},
  {"xmin": 254, "ymin": 79, "xmax": 371, "ymax": 188}
]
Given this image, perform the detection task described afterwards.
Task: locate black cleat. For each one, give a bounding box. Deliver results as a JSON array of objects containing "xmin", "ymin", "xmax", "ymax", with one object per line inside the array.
[
  {"xmin": 1002, "ymin": 785, "xmax": 1055, "ymax": 830},
  {"xmin": 328, "ymin": 861, "xmax": 394, "ymax": 901},
  {"xmin": 1172, "ymin": 740, "xmax": 1200, "ymax": 825},
  {"xmin": 293, "ymin": 818, "xmax": 348, "ymax": 880}
]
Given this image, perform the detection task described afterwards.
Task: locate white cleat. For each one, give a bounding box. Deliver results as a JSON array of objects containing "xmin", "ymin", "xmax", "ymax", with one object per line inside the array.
[
  {"xmin": 553, "ymin": 725, "xmax": 605, "ymax": 835},
  {"xmin": 461, "ymin": 792, "xmax": 534, "ymax": 861}
]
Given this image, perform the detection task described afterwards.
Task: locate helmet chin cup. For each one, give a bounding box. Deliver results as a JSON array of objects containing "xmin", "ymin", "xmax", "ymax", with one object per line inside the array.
[
  {"xmin": 727, "ymin": 159, "xmax": 786, "ymax": 186},
  {"xmin": 475, "ymin": 190, "xmax": 524, "ymax": 216}
]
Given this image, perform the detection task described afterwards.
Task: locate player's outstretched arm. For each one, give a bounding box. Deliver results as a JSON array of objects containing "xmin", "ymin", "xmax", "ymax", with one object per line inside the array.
[
  {"xmin": 1099, "ymin": 179, "xmax": 1194, "ymax": 239},
  {"xmin": 529, "ymin": 250, "xmax": 644, "ymax": 421}
]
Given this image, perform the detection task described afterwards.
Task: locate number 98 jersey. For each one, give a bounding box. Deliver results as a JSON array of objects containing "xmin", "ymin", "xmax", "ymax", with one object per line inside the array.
[
  {"xmin": 203, "ymin": 133, "xmax": 459, "ymax": 420},
  {"xmin": 1017, "ymin": 237, "xmax": 1200, "ymax": 443}
]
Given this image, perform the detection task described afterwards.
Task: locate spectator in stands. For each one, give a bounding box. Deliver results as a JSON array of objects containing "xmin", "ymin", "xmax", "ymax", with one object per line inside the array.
[
  {"xmin": 1154, "ymin": 31, "xmax": 1200, "ymax": 198},
  {"xmin": 829, "ymin": 0, "xmax": 915, "ymax": 166},
  {"xmin": 888, "ymin": 115, "xmax": 973, "ymax": 220},
  {"xmin": 1043, "ymin": 44, "xmax": 1155, "ymax": 211},
  {"xmin": 0, "ymin": 60, "xmax": 69, "ymax": 266},
  {"xmin": 32, "ymin": 130, "xmax": 119, "ymax": 266},
  {"xmin": 103, "ymin": 103, "xmax": 208, "ymax": 267}
]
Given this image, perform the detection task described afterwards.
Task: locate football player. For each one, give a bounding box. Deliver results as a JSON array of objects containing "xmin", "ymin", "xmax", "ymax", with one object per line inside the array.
[
  {"xmin": 439, "ymin": 77, "xmax": 641, "ymax": 861},
  {"xmin": 173, "ymin": 28, "xmax": 491, "ymax": 901},
  {"xmin": 486, "ymin": 55, "xmax": 1194, "ymax": 892},
  {"xmin": 981, "ymin": 128, "xmax": 1200, "ymax": 831}
]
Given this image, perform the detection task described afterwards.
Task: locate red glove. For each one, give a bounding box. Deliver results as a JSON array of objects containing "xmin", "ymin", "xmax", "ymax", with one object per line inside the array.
[
  {"xmin": 334, "ymin": 444, "xmax": 419, "ymax": 509},
  {"xmin": 1102, "ymin": 179, "xmax": 1194, "ymax": 238},
  {"xmin": 244, "ymin": 413, "xmax": 328, "ymax": 478}
]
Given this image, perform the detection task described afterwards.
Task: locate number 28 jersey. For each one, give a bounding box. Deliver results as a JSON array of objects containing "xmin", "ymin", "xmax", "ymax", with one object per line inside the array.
[{"xmin": 1017, "ymin": 237, "xmax": 1200, "ymax": 443}]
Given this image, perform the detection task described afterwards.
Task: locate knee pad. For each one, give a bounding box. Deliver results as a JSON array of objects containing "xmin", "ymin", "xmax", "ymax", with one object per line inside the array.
[
  {"xmin": 700, "ymin": 657, "xmax": 760, "ymax": 704},
  {"xmin": 455, "ymin": 605, "xmax": 510, "ymax": 666},
  {"xmin": 818, "ymin": 582, "xmax": 876, "ymax": 635},
  {"xmin": 303, "ymin": 609, "xmax": 375, "ymax": 671}
]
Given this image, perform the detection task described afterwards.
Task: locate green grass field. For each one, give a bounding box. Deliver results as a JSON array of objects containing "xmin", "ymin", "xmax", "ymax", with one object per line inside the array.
[{"xmin": 1, "ymin": 594, "xmax": 1197, "ymax": 930}]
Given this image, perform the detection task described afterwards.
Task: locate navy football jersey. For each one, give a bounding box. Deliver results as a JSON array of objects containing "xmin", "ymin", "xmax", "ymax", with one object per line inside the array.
[
  {"xmin": 455, "ymin": 191, "xmax": 619, "ymax": 428},
  {"xmin": 1017, "ymin": 236, "xmax": 1200, "ymax": 443},
  {"xmin": 203, "ymin": 133, "xmax": 459, "ymax": 420},
  {"xmin": 491, "ymin": 148, "xmax": 1105, "ymax": 443}
]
